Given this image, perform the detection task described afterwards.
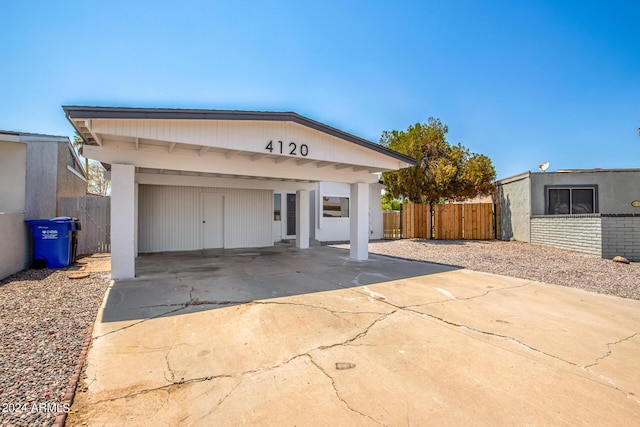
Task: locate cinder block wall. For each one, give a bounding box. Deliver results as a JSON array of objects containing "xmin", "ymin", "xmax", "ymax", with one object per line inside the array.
[
  {"xmin": 530, "ymin": 215, "xmax": 602, "ymax": 256},
  {"xmin": 601, "ymin": 216, "xmax": 640, "ymax": 261}
]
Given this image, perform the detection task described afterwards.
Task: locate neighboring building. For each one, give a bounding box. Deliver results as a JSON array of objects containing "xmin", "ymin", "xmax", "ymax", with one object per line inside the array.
[
  {"xmin": 496, "ymin": 169, "xmax": 640, "ymax": 261},
  {"xmin": 64, "ymin": 106, "xmax": 415, "ymax": 280},
  {"xmin": 0, "ymin": 130, "xmax": 88, "ymax": 279}
]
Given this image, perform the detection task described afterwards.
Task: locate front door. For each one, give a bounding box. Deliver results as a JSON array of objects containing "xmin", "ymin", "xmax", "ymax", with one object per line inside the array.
[
  {"xmin": 202, "ymin": 194, "xmax": 224, "ymax": 249},
  {"xmin": 287, "ymin": 193, "xmax": 296, "ymax": 236}
]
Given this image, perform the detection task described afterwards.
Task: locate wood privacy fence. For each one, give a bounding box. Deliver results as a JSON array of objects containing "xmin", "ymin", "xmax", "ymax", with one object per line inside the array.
[
  {"xmin": 383, "ymin": 203, "xmax": 500, "ymax": 240},
  {"xmin": 58, "ymin": 196, "xmax": 111, "ymax": 254}
]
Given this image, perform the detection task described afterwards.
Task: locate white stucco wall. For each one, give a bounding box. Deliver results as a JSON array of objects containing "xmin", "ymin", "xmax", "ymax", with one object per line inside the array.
[
  {"xmin": 313, "ymin": 182, "xmax": 383, "ymax": 242},
  {"xmin": 315, "ymin": 182, "xmax": 352, "ymax": 242}
]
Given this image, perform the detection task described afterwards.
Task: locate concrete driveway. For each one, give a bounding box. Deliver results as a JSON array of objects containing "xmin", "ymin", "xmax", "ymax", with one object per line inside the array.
[{"xmin": 68, "ymin": 246, "xmax": 640, "ymax": 426}]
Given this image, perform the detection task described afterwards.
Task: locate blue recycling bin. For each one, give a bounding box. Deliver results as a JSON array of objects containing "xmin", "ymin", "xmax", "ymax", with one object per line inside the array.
[{"xmin": 26, "ymin": 217, "xmax": 80, "ymax": 268}]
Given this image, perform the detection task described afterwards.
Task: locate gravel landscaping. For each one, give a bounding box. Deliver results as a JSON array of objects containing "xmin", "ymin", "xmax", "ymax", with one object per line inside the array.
[
  {"xmin": 0, "ymin": 266, "xmax": 110, "ymax": 427},
  {"xmin": 334, "ymin": 240, "xmax": 640, "ymax": 300}
]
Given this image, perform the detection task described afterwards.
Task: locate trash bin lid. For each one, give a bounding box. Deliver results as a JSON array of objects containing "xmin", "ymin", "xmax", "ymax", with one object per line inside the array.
[{"xmin": 50, "ymin": 216, "xmax": 74, "ymax": 222}]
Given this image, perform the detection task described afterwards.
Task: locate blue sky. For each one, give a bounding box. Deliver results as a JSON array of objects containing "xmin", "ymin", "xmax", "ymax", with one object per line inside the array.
[{"xmin": 1, "ymin": 0, "xmax": 638, "ymax": 178}]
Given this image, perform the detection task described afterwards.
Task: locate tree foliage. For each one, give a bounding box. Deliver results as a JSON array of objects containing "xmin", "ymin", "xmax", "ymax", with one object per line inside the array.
[
  {"xmin": 381, "ymin": 118, "xmax": 496, "ymax": 204},
  {"xmin": 72, "ymin": 131, "xmax": 111, "ymax": 196},
  {"xmin": 87, "ymin": 160, "xmax": 111, "ymax": 196},
  {"xmin": 381, "ymin": 192, "xmax": 401, "ymax": 210}
]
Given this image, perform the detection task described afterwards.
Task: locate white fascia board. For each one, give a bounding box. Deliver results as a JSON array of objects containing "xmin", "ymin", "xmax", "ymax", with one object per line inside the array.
[
  {"xmin": 136, "ymin": 172, "xmax": 316, "ymax": 191},
  {"xmin": 85, "ymin": 145, "xmax": 378, "ymax": 184},
  {"xmin": 67, "ymin": 165, "xmax": 88, "ymax": 182}
]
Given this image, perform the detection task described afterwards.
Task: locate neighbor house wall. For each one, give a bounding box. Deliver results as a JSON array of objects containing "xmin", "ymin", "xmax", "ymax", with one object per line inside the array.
[
  {"xmin": 0, "ymin": 214, "xmax": 29, "ymax": 279},
  {"xmin": 138, "ymin": 184, "xmax": 272, "ymax": 252},
  {"xmin": 0, "ymin": 140, "xmax": 27, "ymax": 213},
  {"xmin": 601, "ymin": 216, "xmax": 640, "ymax": 261},
  {"xmin": 530, "ymin": 215, "xmax": 602, "ymax": 256},
  {"xmin": 497, "ymin": 173, "xmax": 531, "ymax": 242},
  {"xmin": 0, "ymin": 139, "xmax": 28, "ymax": 279},
  {"xmin": 530, "ymin": 170, "xmax": 640, "ymax": 215},
  {"xmin": 56, "ymin": 142, "xmax": 87, "ymax": 201},
  {"xmin": 25, "ymin": 141, "xmax": 58, "ymax": 220}
]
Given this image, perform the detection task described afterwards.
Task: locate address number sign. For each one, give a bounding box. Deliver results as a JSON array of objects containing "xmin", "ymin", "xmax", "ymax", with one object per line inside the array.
[{"xmin": 265, "ymin": 140, "xmax": 309, "ymax": 157}]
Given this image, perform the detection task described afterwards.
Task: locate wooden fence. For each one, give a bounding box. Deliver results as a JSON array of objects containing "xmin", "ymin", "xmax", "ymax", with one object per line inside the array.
[
  {"xmin": 402, "ymin": 203, "xmax": 431, "ymax": 238},
  {"xmin": 382, "ymin": 202, "xmax": 498, "ymax": 240},
  {"xmin": 59, "ymin": 196, "xmax": 111, "ymax": 254},
  {"xmin": 383, "ymin": 210, "xmax": 401, "ymax": 239}
]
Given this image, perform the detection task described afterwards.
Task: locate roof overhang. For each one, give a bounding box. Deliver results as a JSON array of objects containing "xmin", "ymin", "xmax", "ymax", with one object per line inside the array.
[{"xmin": 63, "ymin": 106, "xmax": 416, "ymax": 185}]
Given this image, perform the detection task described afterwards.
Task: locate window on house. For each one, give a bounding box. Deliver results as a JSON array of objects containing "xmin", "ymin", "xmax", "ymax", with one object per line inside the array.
[
  {"xmin": 323, "ymin": 196, "xmax": 349, "ymax": 218},
  {"xmin": 274, "ymin": 194, "xmax": 281, "ymax": 221},
  {"xmin": 547, "ymin": 187, "xmax": 596, "ymax": 214}
]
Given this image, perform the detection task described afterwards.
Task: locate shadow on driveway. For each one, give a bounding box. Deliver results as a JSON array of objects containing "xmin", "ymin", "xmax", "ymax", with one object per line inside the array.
[{"xmin": 102, "ymin": 245, "xmax": 460, "ymax": 322}]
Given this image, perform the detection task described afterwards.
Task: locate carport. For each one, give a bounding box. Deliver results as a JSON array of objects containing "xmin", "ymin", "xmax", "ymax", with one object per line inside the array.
[{"xmin": 64, "ymin": 106, "xmax": 415, "ymax": 279}]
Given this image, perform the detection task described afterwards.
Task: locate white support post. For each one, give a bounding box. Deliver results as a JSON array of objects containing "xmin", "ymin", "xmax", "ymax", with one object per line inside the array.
[
  {"xmin": 350, "ymin": 182, "xmax": 369, "ymax": 260},
  {"xmin": 111, "ymin": 164, "xmax": 136, "ymax": 279},
  {"xmin": 296, "ymin": 190, "xmax": 309, "ymax": 249}
]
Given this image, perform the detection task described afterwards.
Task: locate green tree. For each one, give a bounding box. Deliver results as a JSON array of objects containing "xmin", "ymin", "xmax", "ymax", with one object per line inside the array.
[
  {"xmin": 381, "ymin": 192, "xmax": 401, "ymax": 210},
  {"xmin": 381, "ymin": 118, "xmax": 496, "ymax": 204}
]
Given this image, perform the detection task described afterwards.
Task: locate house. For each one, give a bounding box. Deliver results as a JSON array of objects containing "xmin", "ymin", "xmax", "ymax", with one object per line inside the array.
[
  {"xmin": 496, "ymin": 169, "xmax": 640, "ymax": 261},
  {"xmin": 273, "ymin": 181, "xmax": 384, "ymax": 243},
  {"xmin": 64, "ymin": 106, "xmax": 415, "ymax": 280},
  {"xmin": 0, "ymin": 131, "xmax": 88, "ymax": 279}
]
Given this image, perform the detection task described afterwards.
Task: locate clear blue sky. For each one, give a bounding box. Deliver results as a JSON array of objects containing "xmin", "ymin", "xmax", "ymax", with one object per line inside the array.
[{"xmin": 1, "ymin": 0, "xmax": 638, "ymax": 178}]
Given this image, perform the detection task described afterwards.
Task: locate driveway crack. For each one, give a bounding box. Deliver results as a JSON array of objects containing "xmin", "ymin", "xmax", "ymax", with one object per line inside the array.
[
  {"xmin": 584, "ymin": 332, "xmax": 640, "ymax": 369},
  {"xmin": 404, "ymin": 283, "xmax": 530, "ymax": 308},
  {"xmin": 92, "ymin": 305, "xmax": 189, "ymax": 339},
  {"xmin": 307, "ymin": 354, "xmax": 384, "ymax": 425},
  {"xmin": 405, "ymin": 308, "xmax": 581, "ymax": 367}
]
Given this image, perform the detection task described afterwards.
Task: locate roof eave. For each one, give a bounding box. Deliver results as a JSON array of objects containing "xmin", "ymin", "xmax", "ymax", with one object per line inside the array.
[{"xmin": 62, "ymin": 106, "xmax": 417, "ymax": 166}]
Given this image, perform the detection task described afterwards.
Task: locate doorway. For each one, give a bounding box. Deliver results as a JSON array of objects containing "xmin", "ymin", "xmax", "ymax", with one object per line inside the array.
[
  {"xmin": 202, "ymin": 193, "xmax": 224, "ymax": 249},
  {"xmin": 286, "ymin": 193, "xmax": 296, "ymax": 236}
]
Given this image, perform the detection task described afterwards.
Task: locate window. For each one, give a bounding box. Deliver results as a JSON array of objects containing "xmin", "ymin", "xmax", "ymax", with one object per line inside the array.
[
  {"xmin": 274, "ymin": 194, "xmax": 281, "ymax": 221},
  {"xmin": 547, "ymin": 187, "xmax": 596, "ymax": 214},
  {"xmin": 323, "ymin": 196, "xmax": 349, "ymax": 218}
]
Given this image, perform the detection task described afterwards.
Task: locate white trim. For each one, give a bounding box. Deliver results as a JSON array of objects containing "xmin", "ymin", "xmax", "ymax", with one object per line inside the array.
[{"xmin": 67, "ymin": 164, "xmax": 88, "ymax": 182}]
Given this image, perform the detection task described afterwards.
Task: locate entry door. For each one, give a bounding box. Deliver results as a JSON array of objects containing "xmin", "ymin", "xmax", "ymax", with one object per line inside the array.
[
  {"xmin": 286, "ymin": 193, "xmax": 296, "ymax": 236},
  {"xmin": 202, "ymin": 194, "xmax": 224, "ymax": 249}
]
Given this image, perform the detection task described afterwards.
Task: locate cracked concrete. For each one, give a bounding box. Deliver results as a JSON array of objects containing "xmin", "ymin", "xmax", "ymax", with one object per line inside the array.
[{"xmin": 67, "ymin": 246, "xmax": 640, "ymax": 426}]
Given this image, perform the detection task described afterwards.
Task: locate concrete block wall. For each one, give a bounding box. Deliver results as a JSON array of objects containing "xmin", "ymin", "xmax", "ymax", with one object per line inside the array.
[
  {"xmin": 530, "ymin": 215, "xmax": 602, "ymax": 256},
  {"xmin": 601, "ymin": 216, "xmax": 640, "ymax": 261}
]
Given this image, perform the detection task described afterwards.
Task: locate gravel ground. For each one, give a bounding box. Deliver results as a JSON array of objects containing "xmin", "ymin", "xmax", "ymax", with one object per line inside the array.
[
  {"xmin": 0, "ymin": 267, "xmax": 110, "ymax": 427},
  {"xmin": 334, "ymin": 240, "xmax": 640, "ymax": 300}
]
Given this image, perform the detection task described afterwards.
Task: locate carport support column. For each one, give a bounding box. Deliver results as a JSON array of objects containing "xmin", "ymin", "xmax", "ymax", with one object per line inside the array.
[
  {"xmin": 111, "ymin": 164, "xmax": 136, "ymax": 279},
  {"xmin": 350, "ymin": 182, "xmax": 369, "ymax": 260},
  {"xmin": 296, "ymin": 190, "xmax": 309, "ymax": 249}
]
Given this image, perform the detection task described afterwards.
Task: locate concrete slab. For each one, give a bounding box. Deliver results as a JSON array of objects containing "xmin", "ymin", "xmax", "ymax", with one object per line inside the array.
[{"xmin": 68, "ymin": 246, "xmax": 640, "ymax": 426}]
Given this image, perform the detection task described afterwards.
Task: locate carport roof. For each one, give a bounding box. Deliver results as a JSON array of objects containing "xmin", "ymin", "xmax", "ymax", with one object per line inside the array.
[{"xmin": 63, "ymin": 106, "xmax": 417, "ymax": 166}]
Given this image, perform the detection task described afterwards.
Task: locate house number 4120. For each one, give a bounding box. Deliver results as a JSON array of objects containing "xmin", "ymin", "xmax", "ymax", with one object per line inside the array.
[{"xmin": 265, "ymin": 140, "xmax": 309, "ymax": 157}]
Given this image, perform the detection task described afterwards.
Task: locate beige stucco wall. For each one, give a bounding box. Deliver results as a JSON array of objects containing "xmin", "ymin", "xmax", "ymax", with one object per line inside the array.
[
  {"xmin": 0, "ymin": 213, "xmax": 29, "ymax": 279},
  {"xmin": 0, "ymin": 140, "xmax": 27, "ymax": 213},
  {"xmin": 56, "ymin": 142, "xmax": 87, "ymax": 204}
]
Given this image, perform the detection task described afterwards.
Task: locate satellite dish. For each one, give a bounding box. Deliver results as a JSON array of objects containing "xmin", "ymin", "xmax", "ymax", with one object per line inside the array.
[{"xmin": 538, "ymin": 162, "xmax": 550, "ymax": 172}]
